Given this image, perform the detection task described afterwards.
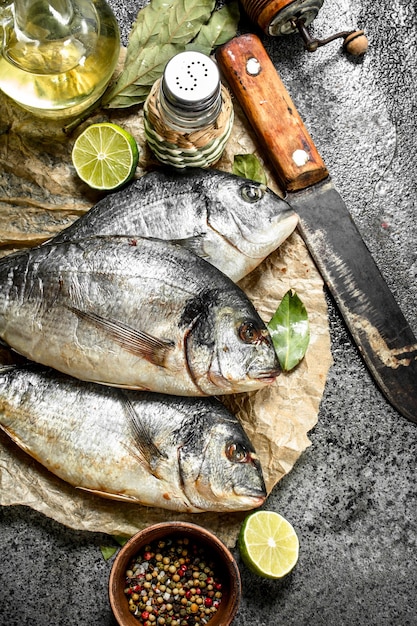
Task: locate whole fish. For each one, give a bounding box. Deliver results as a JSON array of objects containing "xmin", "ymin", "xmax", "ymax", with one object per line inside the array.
[
  {"xmin": 51, "ymin": 168, "xmax": 298, "ymax": 282},
  {"xmin": 0, "ymin": 236, "xmax": 280, "ymax": 394},
  {"xmin": 0, "ymin": 364, "xmax": 266, "ymax": 512}
]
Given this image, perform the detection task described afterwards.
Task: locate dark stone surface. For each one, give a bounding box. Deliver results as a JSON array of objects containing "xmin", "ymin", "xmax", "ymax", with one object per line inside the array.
[{"xmin": 0, "ymin": 1, "xmax": 416, "ymax": 625}]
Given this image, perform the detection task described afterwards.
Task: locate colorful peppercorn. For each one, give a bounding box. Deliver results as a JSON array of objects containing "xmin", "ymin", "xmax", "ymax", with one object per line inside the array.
[{"xmin": 123, "ymin": 537, "xmax": 224, "ymax": 625}]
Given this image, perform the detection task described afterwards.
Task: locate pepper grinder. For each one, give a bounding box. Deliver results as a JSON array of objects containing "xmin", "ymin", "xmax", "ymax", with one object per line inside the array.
[
  {"xmin": 143, "ymin": 51, "xmax": 234, "ymax": 168},
  {"xmin": 240, "ymin": 0, "xmax": 368, "ymax": 56}
]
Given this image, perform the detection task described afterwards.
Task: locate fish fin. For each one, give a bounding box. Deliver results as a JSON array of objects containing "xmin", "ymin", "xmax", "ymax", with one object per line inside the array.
[
  {"xmin": 0, "ymin": 424, "xmax": 34, "ymax": 457},
  {"xmin": 168, "ymin": 235, "xmax": 210, "ymax": 260},
  {"xmin": 75, "ymin": 486, "xmax": 142, "ymax": 503},
  {"xmin": 123, "ymin": 397, "xmax": 168, "ymax": 478},
  {"xmin": 67, "ymin": 306, "xmax": 174, "ymax": 366}
]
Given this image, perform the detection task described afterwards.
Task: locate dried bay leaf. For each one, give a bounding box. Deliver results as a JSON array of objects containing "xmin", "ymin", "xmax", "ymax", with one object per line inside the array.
[
  {"xmin": 100, "ymin": 545, "xmax": 118, "ymax": 561},
  {"xmin": 232, "ymin": 153, "xmax": 268, "ymax": 185},
  {"xmin": 188, "ymin": 1, "xmax": 240, "ymax": 55},
  {"xmin": 104, "ymin": 43, "xmax": 183, "ymax": 108},
  {"xmin": 164, "ymin": 0, "xmax": 215, "ymax": 44},
  {"xmin": 268, "ymin": 290, "xmax": 310, "ymax": 372},
  {"xmin": 128, "ymin": 0, "xmax": 175, "ymax": 50}
]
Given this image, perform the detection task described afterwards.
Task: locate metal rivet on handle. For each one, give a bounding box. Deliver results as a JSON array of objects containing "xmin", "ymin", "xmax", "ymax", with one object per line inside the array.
[
  {"xmin": 246, "ymin": 57, "xmax": 262, "ymax": 76},
  {"xmin": 292, "ymin": 149, "xmax": 310, "ymax": 166}
]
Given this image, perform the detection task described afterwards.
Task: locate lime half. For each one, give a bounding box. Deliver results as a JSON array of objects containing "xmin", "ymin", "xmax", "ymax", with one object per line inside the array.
[
  {"xmin": 72, "ymin": 122, "xmax": 139, "ymax": 191},
  {"xmin": 238, "ymin": 511, "xmax": 299, "ymax": 579}
]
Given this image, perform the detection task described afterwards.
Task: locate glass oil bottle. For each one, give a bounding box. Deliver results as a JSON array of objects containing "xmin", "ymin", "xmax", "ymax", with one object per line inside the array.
[{"xmin": 0, "ymin": 0, "xmax": 120, "ymax": 119}]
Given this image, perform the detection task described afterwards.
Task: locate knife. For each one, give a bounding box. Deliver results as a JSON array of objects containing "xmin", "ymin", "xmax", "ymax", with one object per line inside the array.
[{"xmin": 216, "ymin": 33, "xmax": 417, "ymax": 424}]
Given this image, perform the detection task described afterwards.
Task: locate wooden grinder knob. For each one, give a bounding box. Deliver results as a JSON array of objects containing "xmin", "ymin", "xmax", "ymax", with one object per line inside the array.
[{"xmin": 343, "ymin": 30, "xmax": 369, "ymax": 56}]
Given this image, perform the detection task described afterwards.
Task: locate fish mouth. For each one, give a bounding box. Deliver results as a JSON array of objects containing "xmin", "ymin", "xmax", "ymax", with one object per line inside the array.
[
  {"xmin": 251, "ymin": 367, "xmax": 281, "ymax": 383},
  {"xmin": 234, "ymin": 493, "xmax": 266, "ymax": 509},
  {"xmin": 247, "ymin": 212, "xmax": 299, "ymax": 246},
  {"xmin": 226, "ymin": 214, "xmax": 299, "ymax": 259},
  {"xmin": 234, "ymin": 479, "xmax": 267, "ymax": 503}
]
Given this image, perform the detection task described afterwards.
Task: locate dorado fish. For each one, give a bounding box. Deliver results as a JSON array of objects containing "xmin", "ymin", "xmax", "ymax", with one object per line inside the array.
[
  {"xmin": 51, "ymin": 168, "xmax": 298, "ymax": 282},
  {"xmin": 0, "ymin": 363, "xmax": 266, "ymax": 512},
  {"xmin": 0, "ymin": 236, "xmax": 280, "ymax": 394}
]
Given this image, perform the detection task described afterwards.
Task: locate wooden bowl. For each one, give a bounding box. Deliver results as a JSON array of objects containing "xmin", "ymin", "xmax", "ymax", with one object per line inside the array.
[{"xmin": 109, "ymin": 521, "xmax": 241, "ymax": 626}]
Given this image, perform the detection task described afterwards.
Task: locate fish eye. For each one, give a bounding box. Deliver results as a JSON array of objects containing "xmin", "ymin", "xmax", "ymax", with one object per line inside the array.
[
  {"xmin": 239, "ymin": 321, "xmax": 263, "ymax": 344},
  {"xmin": 226, "ymin": 442, "xmax": 251, "ymax": 463},
  {"xmin": 240, "ymin": 184, "xmax": 265, "ymax": 203}
]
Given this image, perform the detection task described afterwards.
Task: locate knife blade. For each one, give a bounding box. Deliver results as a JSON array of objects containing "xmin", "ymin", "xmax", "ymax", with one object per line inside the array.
[{"xmin": 216, "ymin": 33, "xmax": 417, "ymax": 423}]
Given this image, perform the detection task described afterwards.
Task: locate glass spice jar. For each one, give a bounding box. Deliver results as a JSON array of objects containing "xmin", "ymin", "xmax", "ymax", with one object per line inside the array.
[{"xmin": 143, "ymin": 51, "xmax": 234, "ymax": 169}]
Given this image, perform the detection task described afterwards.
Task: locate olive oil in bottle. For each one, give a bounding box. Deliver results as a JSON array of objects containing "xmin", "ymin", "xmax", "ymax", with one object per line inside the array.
[{"xmin": 0, "ymin": 0, "xmax": 120, "ymax": 119}]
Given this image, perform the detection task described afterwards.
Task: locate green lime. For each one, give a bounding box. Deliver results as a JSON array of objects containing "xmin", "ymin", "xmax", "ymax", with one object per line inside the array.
[
  {"xmin": 72, "ymin": 122, "xmax": 139, "ymax": 190},
  {"xmin": 238, "ymin": 510, "xmax": 299, "ymax": 579}
]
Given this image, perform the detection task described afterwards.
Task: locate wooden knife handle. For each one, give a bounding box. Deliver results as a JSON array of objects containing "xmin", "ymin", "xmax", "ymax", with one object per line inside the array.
[{"xmin": 216, "ymin": 33, "xmax": 328, "ymax": 192}]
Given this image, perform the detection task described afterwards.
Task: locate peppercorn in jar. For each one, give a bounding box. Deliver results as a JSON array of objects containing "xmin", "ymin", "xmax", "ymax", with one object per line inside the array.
[{"xmin": 124, "ymin": 536, "xmax": 224, "ymax": 625}]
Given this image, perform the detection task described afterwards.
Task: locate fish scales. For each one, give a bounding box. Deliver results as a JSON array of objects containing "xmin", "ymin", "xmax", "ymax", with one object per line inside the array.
[
  {"xmin": 0, "ymin": 364, "xmax": 266, "ymax": 512},
  {"xmin": 50, "ymin": 168, "xmax": 298, "ymax": 282},
  {"xmin": 0, "ymin": 236, "xmax": 280, "ymax": 394}
]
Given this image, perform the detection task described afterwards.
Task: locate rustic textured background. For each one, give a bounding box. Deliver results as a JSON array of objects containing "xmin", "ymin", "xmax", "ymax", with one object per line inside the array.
[{"xmin": 1, "ymin": 1, "xmax": 416, "ymax": 624}]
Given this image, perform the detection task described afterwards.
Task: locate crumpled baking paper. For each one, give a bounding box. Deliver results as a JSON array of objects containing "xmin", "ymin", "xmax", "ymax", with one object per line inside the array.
[{"xmin": 0, "ymin": 74, "xmax": 332, "ymax": 547}]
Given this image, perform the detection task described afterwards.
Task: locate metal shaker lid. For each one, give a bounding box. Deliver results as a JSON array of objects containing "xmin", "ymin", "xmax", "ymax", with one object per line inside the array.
[{"xmin": 161, "ymin": 51, "xmax": 221, "ymax": 114}]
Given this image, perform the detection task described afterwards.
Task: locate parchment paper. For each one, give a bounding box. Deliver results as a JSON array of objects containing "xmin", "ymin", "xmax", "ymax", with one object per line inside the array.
[{"xmin": 0, "ymin": 72, "xmax": 332, "ymax": 547}]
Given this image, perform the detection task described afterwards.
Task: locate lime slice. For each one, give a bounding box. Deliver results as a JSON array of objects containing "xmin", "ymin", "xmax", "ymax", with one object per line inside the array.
[
  {"xmin": 72, "ymin": 123, "xmax": 139, "ymax": 190},
  {"xmin": 238, "ymin": 511, "xmax": 299, "ymax": 579}
]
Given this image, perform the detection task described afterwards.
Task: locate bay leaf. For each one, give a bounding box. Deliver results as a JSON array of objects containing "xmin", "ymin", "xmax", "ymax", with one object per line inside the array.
[
  {"xmin": 232, "ymin": 153, "xmax": 268, "ymax": 185},
  {"xmin": 188, "ymin": 1, "xmax": 240, "ymax": 55},
  {"xmin": 100, "ymin": 545, "xmax": 118, "ymax": 561},
  {"xmin": 267, "ymin": 289, "xmax": 310, "ymax": 372},
  {"xmin": 163, "ymin": 0, "xmax": 215, "ymax": 44},
  {"xmin": 104, "ymin": 43, "xmax": 184, "ymax": 107},
  {"xmin": 128, "ymin": 0, "xmax": 176, "ymax": 51}
]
